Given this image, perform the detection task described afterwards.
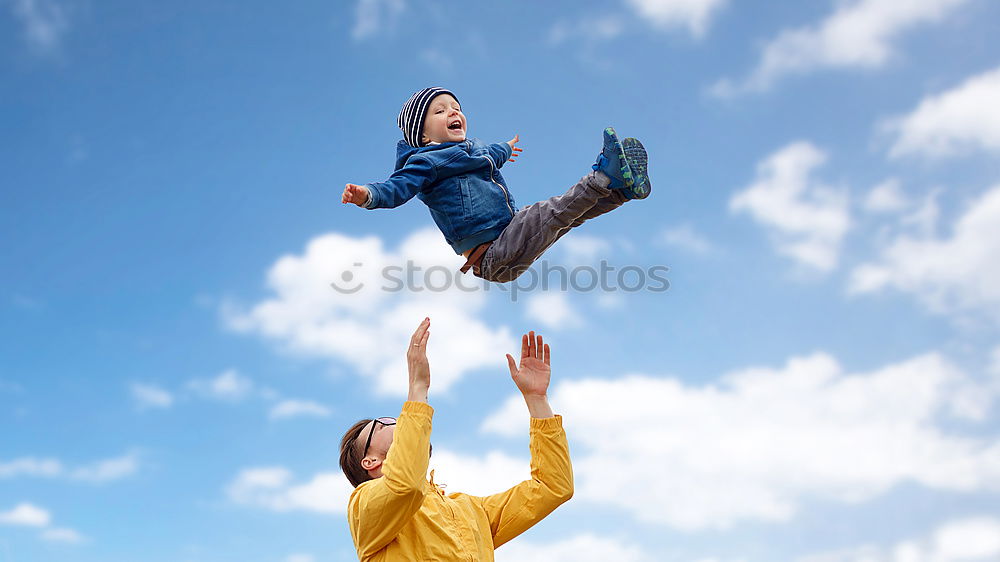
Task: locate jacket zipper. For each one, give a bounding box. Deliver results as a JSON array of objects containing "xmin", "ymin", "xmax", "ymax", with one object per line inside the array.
[{"xmin": 482, "ymin": 152, "xmax": 515, "ymax": 217}]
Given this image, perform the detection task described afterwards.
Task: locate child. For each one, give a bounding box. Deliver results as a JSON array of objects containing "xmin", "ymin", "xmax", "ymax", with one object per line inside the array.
[{"xmin": 342, "ymin": 87, "xmax": 650, "ymax": 283}]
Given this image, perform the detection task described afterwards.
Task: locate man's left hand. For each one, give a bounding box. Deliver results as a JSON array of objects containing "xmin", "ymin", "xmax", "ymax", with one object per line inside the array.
[{"xmin": 506, "ymin": 331, "xmax": 550, "ymax": 398}]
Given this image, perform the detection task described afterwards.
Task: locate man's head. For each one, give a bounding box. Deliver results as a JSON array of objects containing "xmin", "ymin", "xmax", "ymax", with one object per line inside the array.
[
  {"xmin": 339, "ymin": 416, "xmax": 434, "ymax": 487},
  {"xmin": 339, "ymin": 417, "xmax": 396, "ymax": 488},
  {"xmin": 397, "ymin": 87, "xmax": 465, "ymax": 147}
]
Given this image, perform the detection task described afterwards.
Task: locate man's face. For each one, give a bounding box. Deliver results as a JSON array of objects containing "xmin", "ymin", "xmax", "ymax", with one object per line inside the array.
[
  {"xmin": 357, "ymin": 417, "xmax": 432, "ymax": 479},
  {"xmin": 421, "ymin": 94, "xmax": 466, "ymax": 145},
  {"xmin": 361, "ymin": 418, "xmax": 395, "ymax": 460}
]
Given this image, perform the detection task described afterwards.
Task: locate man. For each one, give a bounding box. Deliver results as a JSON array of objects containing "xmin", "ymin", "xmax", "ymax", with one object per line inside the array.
[{"xmin": 338, "ymin": 317, "xmax": 573, "ymax": 561}]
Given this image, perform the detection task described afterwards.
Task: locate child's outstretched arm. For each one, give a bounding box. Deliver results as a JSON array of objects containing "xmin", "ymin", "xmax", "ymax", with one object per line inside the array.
[
  {"xmin": 506, "ymin": 134, "xmax": 523, "ymax": 163},
  {"xmin": 342, "ymin": 155, "xmax": 438, "ymax": 210},
  {"xmin": 488, "ymin": 134, "xmax": 523, "ymax": 169}
]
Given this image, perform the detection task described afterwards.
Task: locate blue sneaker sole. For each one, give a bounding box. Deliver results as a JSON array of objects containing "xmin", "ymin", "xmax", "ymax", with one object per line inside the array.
[
  {"xmin": 621, "ymin": 137, "xmax": 650, "ymax": 199},
  {"xmin": 604, "ymin": 127, "xmax": 634, "ymax": 189}
]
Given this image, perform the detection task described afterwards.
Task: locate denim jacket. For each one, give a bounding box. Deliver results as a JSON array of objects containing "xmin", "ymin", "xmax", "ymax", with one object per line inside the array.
[{"xmin": 364, "ymin": 138, "xmax": 516, "ymax": 255}]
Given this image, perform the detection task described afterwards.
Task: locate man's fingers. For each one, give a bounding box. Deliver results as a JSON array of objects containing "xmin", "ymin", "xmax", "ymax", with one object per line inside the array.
[
  {"xmin": 535, "ymin": 333, "xmax": 543, "ymax": 358},
  {"xmin": 543, "ymin": 343, "xmax": 551, "ymax": 365},
  {"xmin": 409, "ymin": 317, "xmax": 430, "ymax": 345},
  {"xmin": 527, "ymin": 331, "xmax": 536, "ymax": 358},
  {"xmin": 506, "ymin": 353, "xmax": 518, "ymax": 378},
  {"xmin": 520, "ymin": 333, "xmax": 529, "ymax": 360},
  {"xmin": 512, "ymin": 147, "xmax": 523, "ymax": 152}
]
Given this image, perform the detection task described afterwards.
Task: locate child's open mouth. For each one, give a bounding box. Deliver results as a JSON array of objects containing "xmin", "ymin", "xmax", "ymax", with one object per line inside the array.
[{"xmin": 448, "ymin": 121, "xmax": 463, "ymax": 131}]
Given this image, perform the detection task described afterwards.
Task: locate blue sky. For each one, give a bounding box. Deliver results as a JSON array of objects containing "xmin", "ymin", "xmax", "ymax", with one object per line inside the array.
[{"xmin": 3, "ymin": 0, "xmax": 1000, "ymax": 561}]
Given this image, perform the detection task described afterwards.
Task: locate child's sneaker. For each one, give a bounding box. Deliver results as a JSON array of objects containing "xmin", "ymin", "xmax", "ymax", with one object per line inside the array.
[
  {"xmin": 621, "ymin": 137, "xmax": 651, "ymax": 200},
  {"xmin": 592, "ymin": 127, "xmax": 634, "ymax": 190}
]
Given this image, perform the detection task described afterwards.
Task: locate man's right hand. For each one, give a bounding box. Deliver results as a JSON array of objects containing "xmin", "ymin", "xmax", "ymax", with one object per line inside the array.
[
  {"xmin": 406, "ymin": 317, "xmax": 431, "ymax": 402},
  {"xmin": 506, "ymin": 331, "xmax": 554, "ymax": 419},
  {"xmin": 342, "ymin": 183, "xmax": 370, "ymax": 207}
]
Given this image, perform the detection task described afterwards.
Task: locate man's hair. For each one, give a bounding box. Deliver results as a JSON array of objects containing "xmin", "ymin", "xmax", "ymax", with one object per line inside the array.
[{"xmin": 340, "ymin": 418, "xmax": 374, "ymax": 488}]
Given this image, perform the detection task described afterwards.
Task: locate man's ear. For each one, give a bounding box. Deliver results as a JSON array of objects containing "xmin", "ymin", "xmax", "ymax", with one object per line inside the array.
[{"xmin": 361, "ymin": 456, "xmax": 382, "ymax": 472}]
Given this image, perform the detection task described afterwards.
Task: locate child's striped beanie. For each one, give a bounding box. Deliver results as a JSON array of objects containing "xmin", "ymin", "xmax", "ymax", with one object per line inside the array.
[{"xmin": 397, "ymin": 87, "xmax": 459, "ymax": 147}]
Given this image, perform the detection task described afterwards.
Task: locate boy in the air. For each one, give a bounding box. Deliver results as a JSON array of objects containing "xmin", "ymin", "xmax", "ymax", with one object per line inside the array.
[{"xmin": 342, "ymin": 87, "xmax": 651, "ymax": 283}]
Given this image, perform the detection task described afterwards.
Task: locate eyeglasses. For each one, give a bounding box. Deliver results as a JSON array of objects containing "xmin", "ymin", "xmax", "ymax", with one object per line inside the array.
[{"xmin": 361, "ymin": 417, "xmax": 397, "ymax": 457}]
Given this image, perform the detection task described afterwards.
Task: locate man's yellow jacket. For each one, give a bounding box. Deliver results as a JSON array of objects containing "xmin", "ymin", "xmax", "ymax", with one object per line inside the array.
[{"xmin": 348, "ymin": 401, "xmax": 574, "ymax": 561}]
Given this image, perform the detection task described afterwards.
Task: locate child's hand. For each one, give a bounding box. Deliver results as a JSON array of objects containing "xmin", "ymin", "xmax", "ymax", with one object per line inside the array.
[
  {"xmin": 506, "ymin": 134, "xmax": 523, "ymax": 163},
  {"xmin": 342, "ymin": 183, "xmax": 370, "ymax": 207}
]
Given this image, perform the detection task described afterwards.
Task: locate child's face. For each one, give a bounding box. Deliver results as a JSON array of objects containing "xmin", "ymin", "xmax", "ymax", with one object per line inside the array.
[{"xmin": 421, "ymin": 94, "xmax": 466, "ymax": 145}]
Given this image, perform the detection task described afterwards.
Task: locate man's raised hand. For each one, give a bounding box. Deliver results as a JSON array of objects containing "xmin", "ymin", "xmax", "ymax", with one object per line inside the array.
[
  {"xmin": 342, "ymin": 183, "xmax": 370, "ymax": 207},
  {"xmin": 406, "ymin": 317, "xmax": 431, "ymax": 403},
  {"xmin": 506, "ymin": 134, "xmax": 523, "ymax": 163},
  {"xmin": 506, "ymin": 331, "xmax": 551, "ymax": 398}
]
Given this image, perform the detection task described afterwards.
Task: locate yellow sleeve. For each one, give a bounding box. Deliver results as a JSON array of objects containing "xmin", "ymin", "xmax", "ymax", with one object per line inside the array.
[
  {"xmin": 348, "ymin": 401, "xmax": 433, "ymax": 558},
  {"xmin": 477, "ymin": 415, "xmax": 574, "ymax": 548}
]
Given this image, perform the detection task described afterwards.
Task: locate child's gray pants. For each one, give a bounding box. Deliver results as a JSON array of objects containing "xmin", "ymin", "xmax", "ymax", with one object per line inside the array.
[{"xmin": 477, "ymin": 171, "xmax": 626, "ymax": 283}]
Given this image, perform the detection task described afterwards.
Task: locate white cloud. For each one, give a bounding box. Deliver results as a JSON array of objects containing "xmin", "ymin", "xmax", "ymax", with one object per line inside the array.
[
  {"xmin": 69, "ymin": 453, "xmax": 138, "ymax": 483},
  {"xmin": 496, "ymin": 533, "xmax": 648, "ymax": 562},
  {"xmin": 898, "ymin": 189, "xmax": 941, "ymax": 237},
  {"xmin": 0, "ymin": 453, "xmax": 137, "ymax": 483},
  {"xmin": 799, "ymin": 515, "xmax": 1000, "ymax": 561},
  {"xmin": 227, "ymin": 467, "xmax": 352, "ymax": 514},
  {"xmin": 352, "ymin": 0, "xmax": 405, "ymax": 41},
  {"xmin": 224, "ymin": 229, "xmax": 515, "ymax": 396},
  {"xmin": 130, "ymin": 382, "xmax": 173, "ymax": 409},
  {"xmin": 525, "ymin": 293, "xmax": 581, "ymax": 330},
  {"xmin": 711, "ymin": 0, "xmax": 971, "ymax": 96},
  {"xmin": 849, "ymin": 185, "xmax": 1000, "ymax": 320},
  {"xmin": 40, "ymin": 527, "xmax": 85, "ymax": 544},
  {"xmin": 624, "ymin": 0, "xmax": 726, "ymax": 37},
  {"xmin": 557, "ymin": 234, "xmax": 611, "ymax": 265},
  {"xmin": 227, "ymin": 451, "xmax": 537, "ymax": 517},
  {"xmin": 10, "ymin": 0, "xmax": 69, "ymax": 54},
  {"xmin": 188, "ymin": 369, "xmax": 254, "ymax": 401},
  {"xmin": 549, "ymin": 0, "xmax": 723, "ymax": 49},
  {"xmin": 730, "ymin": 142, "xmax": 850, "ymax": 272},
  {"xmin": 483, "ymin": 351, "xmax": 999, "ymax": 530},
  {"xmin": 0, "ymin": 457, "xmax": 61, "ymax": 478},
  {"xmin": 0, "ymin": 503, "xmax": 50, "ymax": 527},
  {"xmin": 429, "ymin": 449, "xmax": 531, "ymax": 497},
  {"xmin": 863, "ymin": 178, "xmax": 909, "ymax": 214},
  {"xmin": 885, "ymin": 66, "xmax": 1000, "ymax": 158},
  {"xmin": 931, "ymin": 517, "xmax": 1000, "ymax": 560},
  {"xmin": 660, "ymin": 223, "xmax": 714, "ymax": 254},
  {"xmin": 0, "ymin": 504, "xmax": 85, "ymax": 544},
  {"xmin": 269, "ymin": 400, "xmax": 332, "ymax": 420}
]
